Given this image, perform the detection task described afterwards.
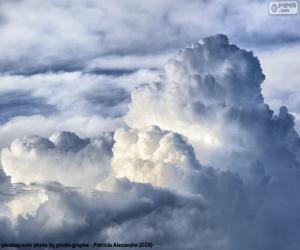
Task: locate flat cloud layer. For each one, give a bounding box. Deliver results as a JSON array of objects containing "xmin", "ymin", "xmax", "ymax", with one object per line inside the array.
[
  {"xmin": 0, "ymin": 0, "xmax": 299, "ymax": 74},
  {"xmin": 0, "ymin": 35, "xmax": 300, "ymax": 250},
  {"xmin": 0, "ymin": 69, "xmax": 159, "ymax": 150}
]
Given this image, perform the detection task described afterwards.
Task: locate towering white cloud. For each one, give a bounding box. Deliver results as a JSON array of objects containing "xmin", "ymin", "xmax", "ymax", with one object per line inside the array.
[
  {"xmin": 126, "ymin": 34, "xmax": 264, "ymax": 143},
  {"xmin": 124, "ymin": 35, "xmax": 299, "ymax": 176},
  {"xmin": 110, "ymin": 34, "xmax": 300, "ymax": 249}
]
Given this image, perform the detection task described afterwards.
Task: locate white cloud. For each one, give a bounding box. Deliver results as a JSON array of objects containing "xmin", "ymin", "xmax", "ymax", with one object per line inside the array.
[
  {"xmin": 1, "ymin": 131, "xmax": 113, "ymax": 189},
  {"xmin": 112, "ymin": 126, "xmax": 200, "ymax": 191},
  {"xmin": 0, "ymin": 34, "xmax": 300, "ymax": 250}
]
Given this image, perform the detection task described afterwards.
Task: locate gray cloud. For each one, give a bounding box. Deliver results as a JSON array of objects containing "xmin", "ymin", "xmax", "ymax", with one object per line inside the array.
[
  {"xmin": 0, "ymin": 0, "xmax": 299, "ymax": 74},
  {"xmin": 0, "ymin": 91, "xmax": 56, "ymax": 124},
  {"xmin": 0, "ymin": 70, "xmax": 159, "ymax": 150}
]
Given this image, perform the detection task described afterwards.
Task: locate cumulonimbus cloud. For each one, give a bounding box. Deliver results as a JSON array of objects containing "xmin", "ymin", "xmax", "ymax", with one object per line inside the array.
[
  {"xmin": 124, "ymin": 35, "xmax": 299, "ymax": 175},
  {"xmin": 0, "ymin": 34, "xmax": 300, "ymax": 250}
]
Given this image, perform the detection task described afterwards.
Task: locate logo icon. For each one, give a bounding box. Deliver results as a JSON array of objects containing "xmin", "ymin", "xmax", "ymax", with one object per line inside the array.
[{"xmin": 271, "ymin": 3, "xmax": 279, "ymax": 12}]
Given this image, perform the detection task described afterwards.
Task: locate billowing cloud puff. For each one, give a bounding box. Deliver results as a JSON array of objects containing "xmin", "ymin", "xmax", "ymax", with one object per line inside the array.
[
  {"xmin": 1, "ymin": 131, "xmax": 113, "ymax": 189},
  {"xmin": 7, "ymin": 187, "xmax": 48, "ymax": 219},
  {"xmin": 112, "ymin": 126, "xmax": 202, "ymax": 191}
]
